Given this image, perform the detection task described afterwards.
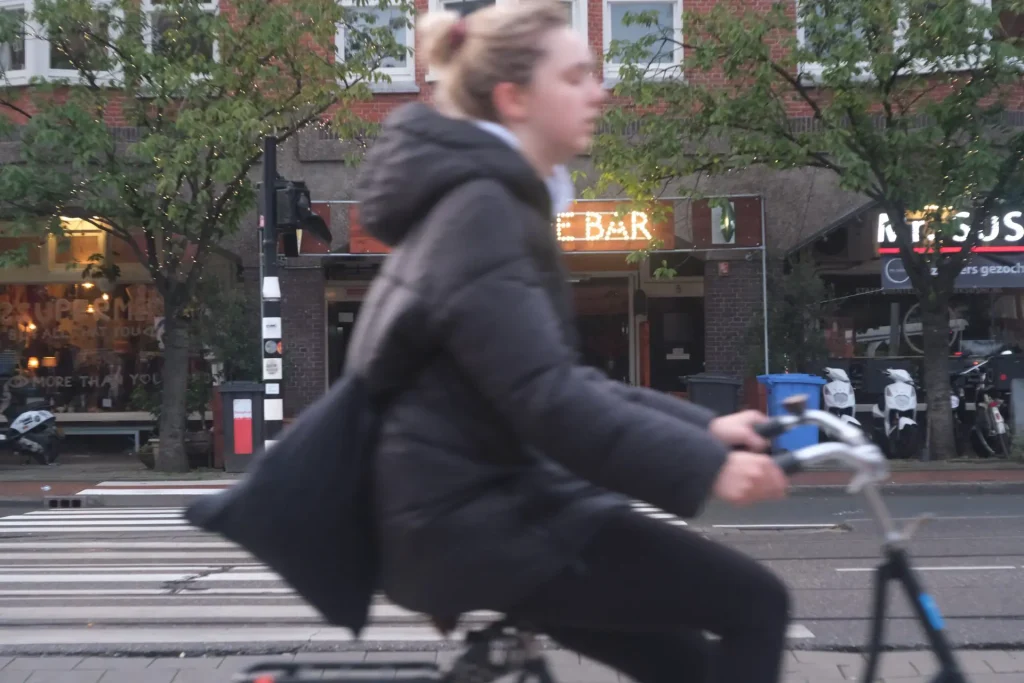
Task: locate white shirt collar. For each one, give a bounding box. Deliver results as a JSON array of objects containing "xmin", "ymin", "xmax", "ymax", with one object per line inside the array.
[{"xmin": 472, "ymin": 120, "xmax": 575, "ymax": 217}]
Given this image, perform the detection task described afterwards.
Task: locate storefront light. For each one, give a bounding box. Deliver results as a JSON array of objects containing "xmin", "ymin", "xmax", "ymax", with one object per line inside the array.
[
  {"xmin": 42, "ymin": 356, "xmax": 57, "ymax": 368},
  {"xmin": 27, "ymin": 357, "xmax": 39, "ymax": 369},
  {"xmin": 101, "ymin": 293, "xmax": 110, "ymax": 301},
  {"xmin": 81, "ymin": 282, "xmax": 95, "ymax": 290},
  {"xmin": 26, "ymin": 322, "xmax": 36, "ymax": 331},
  {"xmin": 86, "ymin": 304, "xmax": 95, "ymax": 314}
]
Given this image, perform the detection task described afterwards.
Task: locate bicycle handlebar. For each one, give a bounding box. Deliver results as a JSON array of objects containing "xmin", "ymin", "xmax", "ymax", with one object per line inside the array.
[{"xmin": 754, "ymin": 402, "xmax": 890, "ymax": 489}]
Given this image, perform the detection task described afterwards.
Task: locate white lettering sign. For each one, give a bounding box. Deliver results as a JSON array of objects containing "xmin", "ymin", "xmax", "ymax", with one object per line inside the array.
[
  {"xmin": 556, "ymin": 211, "xmax": 653, "ymax": 243},
  {"xmin": 877, "ymin": 210, "xmax": 1024, "ymax": 245}
]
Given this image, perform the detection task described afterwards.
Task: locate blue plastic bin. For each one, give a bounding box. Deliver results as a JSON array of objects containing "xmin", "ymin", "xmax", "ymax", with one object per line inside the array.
[{"xmin": 757, "ymin": 374, "xmax": 827, "ymax": 452}]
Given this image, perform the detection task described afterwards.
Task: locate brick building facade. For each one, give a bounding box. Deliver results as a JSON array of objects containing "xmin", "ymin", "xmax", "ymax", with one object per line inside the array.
[{"xmin": 3, "ymin": 0, "xmax": 1023, "ymax": 429}]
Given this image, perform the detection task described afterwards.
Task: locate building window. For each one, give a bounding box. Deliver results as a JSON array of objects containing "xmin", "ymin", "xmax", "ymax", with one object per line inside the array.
[
  {"xmin": 430, "ymin": 0, "xmax": 585, "ymax": 32},
  {"xmin": 425, "ymin": 0, "xmax": 587, "ymax": 80},
  {"xmin": 337, "ymin": 2, "xmax": 414, "ymax": 82},
  {"xmin": 604, "ymin": 0, "xmax": 681, "ymax": 80},
  {"xmin": 143, "ymin": 0, "xmax": 218, "ymax": 63},
  {"xmin": 0, "ymin": 282, "xmax": 178, "ymax": 414},
  {"xmin": 439, "ymin": 0, "xmax": 494, "ymax": 15},
  {"xmin": 796, "ymin": 0, "xmax": 996, "ymax": 76},
  {"xmin": 48, "ymin": 12, "xmax": 111, "ymax": 72},
  {"xmin": 0, "ymin": 3, "xmax": 26, "ymax": 74}
]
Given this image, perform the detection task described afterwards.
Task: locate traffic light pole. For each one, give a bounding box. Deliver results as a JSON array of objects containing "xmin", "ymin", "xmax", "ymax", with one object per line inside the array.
[{"xmin": 260, "ymin": 135, "xmax": 285, "ymax": 450}]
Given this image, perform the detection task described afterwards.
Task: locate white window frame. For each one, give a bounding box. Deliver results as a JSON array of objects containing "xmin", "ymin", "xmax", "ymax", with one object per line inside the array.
[
  {"xmin": 603, "ymin": 0, "xmax": 682, "ymax": 82},
  {"xmin": 425, "ymin": 0, "xmax": 588, "ymax": 81},
  {"xmin": 336, "ymin": 1, "xmax": 416, "ymax": 86},
  {"xmin": 795, "ymin": 0, "xmax": 998, "ymax": 82},
  {"xmin": 42, "ymin": 0, "xmax": 121, "ymax": 84},
  {"xmin": 0, "ymin": 0, "xmax": 30, "ymax": 85},
  {"xmin": 142, "ymin": 0, "xmax": 220, "ymax": 66}
]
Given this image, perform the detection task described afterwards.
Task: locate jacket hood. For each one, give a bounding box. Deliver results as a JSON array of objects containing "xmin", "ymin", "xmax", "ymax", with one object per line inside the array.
[{"xmin": 354, "ymin": 103, "xmax": 552, "ymax": 247}]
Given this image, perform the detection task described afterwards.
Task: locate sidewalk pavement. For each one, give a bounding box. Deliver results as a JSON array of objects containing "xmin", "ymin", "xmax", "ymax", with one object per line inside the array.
[
  {"xmin": 0, "ymin": 650, "xmax": 1022, "ymax": 683},
  {"xmin": 4, "ymin": 458, "xmax": 1024, "ymax": 506}
]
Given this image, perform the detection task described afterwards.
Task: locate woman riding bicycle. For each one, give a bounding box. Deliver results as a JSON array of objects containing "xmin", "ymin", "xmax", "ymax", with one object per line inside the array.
[{"xmin": 346, "ymin": 1, "xmax": 791, "ymax": 681}]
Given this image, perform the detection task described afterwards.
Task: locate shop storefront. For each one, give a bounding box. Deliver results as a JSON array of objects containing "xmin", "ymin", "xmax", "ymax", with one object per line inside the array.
[
  {"xmin": 804, "ymin": 203, "xmax": 1024, "ymax": 408},
  {"xmin": 321, "ymin": 199, "xmax": 709, "ymax": 393},
  {"xmin": 0, "ymin": 218, "xmax": 224, "ymax": 452}
]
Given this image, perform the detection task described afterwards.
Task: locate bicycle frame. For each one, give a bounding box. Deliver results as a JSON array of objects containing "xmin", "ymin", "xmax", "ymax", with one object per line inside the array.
[
  {"xmin": 768, "ymin": 402, "xmax": 969, "ymax": 683},
  {"xmin": 863, "ymin": 545, "xmax": 966, "ymax": 683}
]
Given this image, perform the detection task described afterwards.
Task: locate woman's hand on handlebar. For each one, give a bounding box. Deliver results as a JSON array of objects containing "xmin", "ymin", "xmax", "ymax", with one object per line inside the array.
[
  {"xmin": 709, "ymin": 410, "xmax": 771, "ymax": 453},
  {"xmin": 712, "ymin": 452, "xmax": 788, "ymax": 506}
]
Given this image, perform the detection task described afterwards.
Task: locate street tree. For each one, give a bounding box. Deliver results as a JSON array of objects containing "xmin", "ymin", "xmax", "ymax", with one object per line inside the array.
[
  {"xmin": 0, "ymin": 0, "xmax": 411, "ymax": 470},
  {"xmin": 592, "ymin": 0, "xmax": 1024, "ymax": 459}
]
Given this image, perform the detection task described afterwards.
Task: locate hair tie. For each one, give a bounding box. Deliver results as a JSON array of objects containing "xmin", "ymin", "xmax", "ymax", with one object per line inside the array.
[{"xmin": 449, "ymin": 18, "xmax": 468, "ymax": 52}]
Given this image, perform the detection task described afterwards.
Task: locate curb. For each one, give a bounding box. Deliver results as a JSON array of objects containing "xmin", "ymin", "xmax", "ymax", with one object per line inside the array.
[
  {"xmin": 2, "ymin": 479, "xmax": 1023, "ymax": 508},
  {"xmin": 790, "ymin": 481, "xmax": 1024, "ymax": 496}
]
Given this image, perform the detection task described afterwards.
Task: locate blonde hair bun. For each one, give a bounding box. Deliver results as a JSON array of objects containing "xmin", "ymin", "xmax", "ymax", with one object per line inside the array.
[
  {"xmin": 420, "ymin": 10, "xmax": 464, "ymax": 70},
  {"xmin": 417, "ymin": 0, "xmax": 571, "ymax": 121}
]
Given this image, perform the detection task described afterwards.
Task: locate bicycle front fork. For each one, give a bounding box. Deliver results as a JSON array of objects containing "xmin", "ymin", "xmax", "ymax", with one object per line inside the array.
[{"xmin": 862, "ymin": 546, "xmax": 967, "ymax": 683}]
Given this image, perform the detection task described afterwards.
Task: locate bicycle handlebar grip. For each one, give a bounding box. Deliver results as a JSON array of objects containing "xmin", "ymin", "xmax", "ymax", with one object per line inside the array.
[
  {"xmin": 773, "ymin": 452, "xmax": 803, "ymax": 475},
  {"xmin": 754, "ymin": 420, "xmax": 788, "ymax": 439}
]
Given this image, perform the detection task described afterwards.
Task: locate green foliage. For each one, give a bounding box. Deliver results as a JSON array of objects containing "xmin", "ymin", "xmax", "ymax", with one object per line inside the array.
[
  {"xmin": 0, "ymin": 0, "xmax": 412, "ymax": 313},
  {"xmin": 190, "ymin": 280, "xmax": 261, "ymax": 384},
  {"xmin": 744, "ymin": 259, "xmax": 834, "ymax": 376},
  {"xmin": 593, "ymin": 0, "xmax": 1024, "ymax": 297},
  {"xmin": 129, "ymin": 371, "xmax": 212, "ymax": 431},
  {"xmin": 0, "ymin": 0, "xmax": 410, "ymax": 468}
]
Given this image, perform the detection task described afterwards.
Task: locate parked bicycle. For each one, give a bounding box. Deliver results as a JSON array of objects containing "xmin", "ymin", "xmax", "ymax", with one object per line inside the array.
[{"xmin": 233, "ymin": 395, "xmax": 968, "ymax": 683}]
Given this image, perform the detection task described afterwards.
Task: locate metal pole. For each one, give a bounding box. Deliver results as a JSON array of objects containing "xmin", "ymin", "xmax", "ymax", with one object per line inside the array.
[
  {"xmin": 260, "ymin": 135, "xmax": 284, "ymax": 451},
  {"xmin": 760, "ymin": 199, "xmax": 769, "ymax": 375}
]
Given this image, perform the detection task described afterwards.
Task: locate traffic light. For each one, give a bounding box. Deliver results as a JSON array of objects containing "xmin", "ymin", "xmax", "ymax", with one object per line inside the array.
[{"xmin": 269, "ymin": 177, "xmax": 332, "ymax": 257}]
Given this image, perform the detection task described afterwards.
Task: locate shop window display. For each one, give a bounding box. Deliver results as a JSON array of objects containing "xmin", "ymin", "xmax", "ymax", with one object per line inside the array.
[{"xmin": 0, "ymin": 282, "xmax": 194, "ymax": 413}]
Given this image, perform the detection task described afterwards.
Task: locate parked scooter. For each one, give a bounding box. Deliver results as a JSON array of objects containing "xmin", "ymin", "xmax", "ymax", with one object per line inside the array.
[
  {"xmin": 872, "ymin": 368, "xmax": 922, "ymax": 459},
  {"xmin": 821, "ymin": 367, "xmax": 862, "ymax": 427},
  {"xmin": 0, "ymin": 382, "xmax": 60, "ymax": 466},
  {"xmin": 952, "ymin": 350, "xmax": 1013, "ymax": 457}
]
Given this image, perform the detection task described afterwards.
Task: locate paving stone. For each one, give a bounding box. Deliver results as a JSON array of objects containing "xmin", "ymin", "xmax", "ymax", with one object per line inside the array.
[
  {"xmin": 217, "ymin": 656, "xmax": 295, "ymax": 672},
  {"xmin": 978, "ymin": 650, "xmax": 1024, "ymax": 673},
  {"xmin": 149, "ymin": 659, "xmax": 224, "ymax": 670},
  {"xmin": 790, "ymin": 651, "xmax": 864, "ymax": 668},
  {"xmin": 76, "ymin": 659, "xmax": 153, "ymax": 671},
  {"xmin": 566, "ymin": 659, "xmax": 618, "ymax": 683},
  {"xmin": 292, "ymin": 653, "xmax": 367, "ymax": 663},
  {"xmin": 866, "ymin": 652, "xmax": 922, "ymax": 678},
  {"xmin": 5, "ymin": 662, "xmax": 82, "ymax": 673},
  {"xmin": 169, "ymin": 672, "xmax": 223, "ymax": 683},
  {"xmin": 25, "ymin": 672, "xmax": 102, "ymax": 683},
  {"xmin": 363, "ymin": 653, "xmax": 437, "ymax": 663},
  {"xmin": 99, "ymin": 672, "xmax": 176, "ymax": 683},
  {"xmin": 0, "ymin": 660, "xmax": 13, "ymax": 671},
  {"xmin": 0, "ymin": 672, "xmax": 32, "ymax": 683}
]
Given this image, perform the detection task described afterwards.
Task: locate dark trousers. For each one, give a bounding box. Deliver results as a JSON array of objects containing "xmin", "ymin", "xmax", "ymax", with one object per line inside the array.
[{"xmin": 507, "ymin": 507, "xmax": 791, "ymax": 683}]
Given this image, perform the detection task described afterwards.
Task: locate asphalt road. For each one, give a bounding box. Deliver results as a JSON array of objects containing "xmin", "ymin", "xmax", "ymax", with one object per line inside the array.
[{"xmin": 0, "ymin": 492, "xmax": 1022, "ymax": 655}]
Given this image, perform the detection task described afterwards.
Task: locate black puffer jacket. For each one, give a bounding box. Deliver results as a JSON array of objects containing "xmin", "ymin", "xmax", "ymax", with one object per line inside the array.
[{"xmin": 347, "ymin": 103, "xmax": 729, "ymax": 617}]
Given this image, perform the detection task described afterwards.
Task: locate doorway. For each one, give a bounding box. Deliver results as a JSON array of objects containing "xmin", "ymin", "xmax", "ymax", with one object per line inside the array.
[
  {"xmin": 327, "ymin": 301, "xmax": 361, "ymax": 385},
  {"xmin": 572, "ymin": 276, "xmax": 634, "ymax": 384}
]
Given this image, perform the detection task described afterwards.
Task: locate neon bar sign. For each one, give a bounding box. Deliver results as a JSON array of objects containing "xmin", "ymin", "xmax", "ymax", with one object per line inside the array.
[
  {"xmin": 555, "ymin": 210, "xmax": 653, "ymax": 242},
  {"xmin": 877, "ymin": 208, "xmax": 1024, "ymax": 254}
]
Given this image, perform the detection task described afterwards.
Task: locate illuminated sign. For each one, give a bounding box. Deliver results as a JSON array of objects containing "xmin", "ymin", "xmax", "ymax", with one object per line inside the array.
[
  {"xmin": 555, "ymin": 202, "xmax": 673, "ymax": 252},
  {"xmin": 556, "ymin": 210, "xmax": 653, "ymax": 243},
  {"xmin": 876, "ymin": 208, "xmax": 1024, "ymax": 253}
]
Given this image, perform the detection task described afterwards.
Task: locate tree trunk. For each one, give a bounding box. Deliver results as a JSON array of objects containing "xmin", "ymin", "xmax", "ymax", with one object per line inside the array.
[
  {"xmin": 921, "ymin": 301, "xmax": 956, "ymax": 461},
  {"xmin": 155, "ymin": 315, "xmax": 190, "ymax": 473}
]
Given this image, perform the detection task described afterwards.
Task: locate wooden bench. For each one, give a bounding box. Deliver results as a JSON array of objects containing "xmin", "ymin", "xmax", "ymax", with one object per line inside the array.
[{"xmin": 59, "ymin": 424, "xmax": 148, "ymax": 451}]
